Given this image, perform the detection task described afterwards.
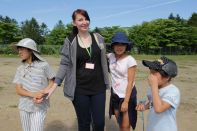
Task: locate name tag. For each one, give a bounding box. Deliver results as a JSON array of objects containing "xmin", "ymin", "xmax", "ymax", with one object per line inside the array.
[{"xmin": 85, "ymin": 63, "xmax": 95, "ymax": 69}]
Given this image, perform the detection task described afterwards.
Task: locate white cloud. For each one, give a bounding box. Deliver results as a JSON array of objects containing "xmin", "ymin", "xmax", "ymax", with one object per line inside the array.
[{"xmin": 95, "ymin": 0, "xmax": 181, "ymax": 20}]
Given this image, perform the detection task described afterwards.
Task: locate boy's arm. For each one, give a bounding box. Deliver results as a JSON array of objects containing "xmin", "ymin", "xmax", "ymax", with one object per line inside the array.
[
  {"xmin": 136, "ymin": 100, "xmax": 150, "ymax": 111},
  {"xmin": 149, "ymin": 74, "xmax": 171, "ymax": 113},
  {"xmin": 151, "ymin": 87, "xmax": 171, "ymax": 113}
]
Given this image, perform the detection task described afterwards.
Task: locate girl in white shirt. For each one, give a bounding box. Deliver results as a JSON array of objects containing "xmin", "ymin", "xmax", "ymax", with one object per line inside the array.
[{"xmin": 108, "ymin": 32, "xmax": 137, "ymax": 131}]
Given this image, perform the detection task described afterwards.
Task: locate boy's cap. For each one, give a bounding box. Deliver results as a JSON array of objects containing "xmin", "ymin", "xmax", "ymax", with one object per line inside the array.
[{"xmin": 142, "ymin": 56, "xmax": 177, "ymax": 77}]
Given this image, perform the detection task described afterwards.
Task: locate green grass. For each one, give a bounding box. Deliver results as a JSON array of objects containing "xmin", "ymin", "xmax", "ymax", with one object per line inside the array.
[
  {"xmin": 1, "ymin": 54, "xmax": 196, "ymax": 59},
  {"xmin": 132, "ymin": 54, "xmax": 197, "ymax": 61},
  {"xmin": 0, "ymin": 54, "xmax": 18, "ymax": 58},
  {"xmin": 9, "ymin": 105, "xmax": 18, "ymax": 108},
  {"xmin": 0, "ymin": 54, "xmax": 60, "ymax": 58}
]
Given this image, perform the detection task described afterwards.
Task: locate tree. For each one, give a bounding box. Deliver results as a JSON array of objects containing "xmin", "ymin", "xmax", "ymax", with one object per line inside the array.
[
  {"xmin": 187, "ymin": 13, "xmax": 197, "ymax": 53},
  {"xmin": 168, "ymin": 13, "xmax": 175, "ymax": 20},
  {"xmin": 168, "ymin": 13, "xmax": 185, "ymax": 23},
  {"xmin": 99, "ymin": 26, "xmax": 125, "ymax": 43},
  {"xmin": 128, "ymin": 18, "xmax": 194, "ymax": 54},
  {"xmin": 0, "ymin": 15, "xmax": 17, "ymax": 24},
  {"xmin": 40, "ymin": 23, "xmax": 49, "ymax": 37},
  {"xmin": 175, "ymin": 14, "xmax": 182, "ymax": 22},
  {"xmin": 0, "ymin": 16, "xmax": 21, "ymax": 44},
  {"xmin": 92, "ymin": 27, "xmax": 101, "ymax": 34},
  {"xmin": 45, "ymin": 20, "xmax": 69, "ymax": 45},
  {"xmin": 188, "ymin": 12, "xmax": 197, "ymax": 27},
  {"xmin": 21, "ymin": 18, "xmax": 46, "ymax": 44}
]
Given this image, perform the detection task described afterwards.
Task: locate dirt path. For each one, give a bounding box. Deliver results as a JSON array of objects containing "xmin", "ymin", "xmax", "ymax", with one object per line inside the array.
[{"xmin": 0, "ymin": 56, "xmax": 197, "ymax": 131}]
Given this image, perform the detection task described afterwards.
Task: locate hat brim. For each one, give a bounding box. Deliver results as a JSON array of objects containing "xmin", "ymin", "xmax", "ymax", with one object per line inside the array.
[
  {"xmin": 12, "ymin": 44, "xmax": 40, "ymax": 54},
  {"xmin": 33, "ymin": 51, "xmax": 45, "ymax": 61},
  {"xmin": 14, "ymin": 42, "xmax": 40, "ymax": 53},
  {"xmin": 111, "ymin": 42, "xmax": 132, "ymax": 51},
  {"xmin": 142, "ymin": 60, "xmax": 159, "ymax": 70}
]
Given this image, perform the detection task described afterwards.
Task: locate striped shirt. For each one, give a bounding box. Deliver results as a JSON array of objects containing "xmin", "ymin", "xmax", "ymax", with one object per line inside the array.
[{"xmin": 13, "ymin": 61, "xmax": 55, "ymax": 112}]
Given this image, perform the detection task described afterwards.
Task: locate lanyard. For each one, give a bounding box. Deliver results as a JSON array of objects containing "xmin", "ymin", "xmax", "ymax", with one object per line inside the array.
[
  {"xmin": 78, "ymin": 35, "xmax": 92, "ymax": 59},
  {"xmin": 85, "ymin": 46, "xmax": 92, "ymax": 58}
]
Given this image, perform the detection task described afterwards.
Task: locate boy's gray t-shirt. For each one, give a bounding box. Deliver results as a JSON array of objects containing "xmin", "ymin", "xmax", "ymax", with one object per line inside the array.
[{"xmin": 147, "ymin": 84, "xmax": 180, "ymax": 131}]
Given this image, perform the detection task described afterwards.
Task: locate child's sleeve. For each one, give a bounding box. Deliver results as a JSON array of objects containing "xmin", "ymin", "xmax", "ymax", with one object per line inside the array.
[
  {"xmin": 44, "ymin": 63, "xmax": 56, "ymax": 80},
  {"xmin": 13, "ymin": 68, "xmax": 22, "ymax": 85},
  {"xmin": 162, "ymin": 87, "xmax": 180, "ymax": 109},
  {"xmin": 127, "ymin": 56, "xmax": 137, "ymax": 68}
]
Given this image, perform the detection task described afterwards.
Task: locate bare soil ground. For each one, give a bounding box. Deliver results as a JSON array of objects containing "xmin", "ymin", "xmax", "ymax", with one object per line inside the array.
[{"xmin": 0, "ymin": 56, "xmax": 197, "ymax": 131}]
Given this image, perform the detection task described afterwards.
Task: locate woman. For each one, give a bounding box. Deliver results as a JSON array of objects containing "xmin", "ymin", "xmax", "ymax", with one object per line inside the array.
[{"xmin": 46, "ymin": 9, "xmax": 110, "ymax": 131}]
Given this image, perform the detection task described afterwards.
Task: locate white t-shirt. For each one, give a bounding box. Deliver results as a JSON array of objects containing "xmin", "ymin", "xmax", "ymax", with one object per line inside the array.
[
  {"xmin": 147, "ymin": 84, "xmax": 180, "ymax": 131},
  {"xmin": 108, "ymin": 53, "xmax": 137, "ymax": 98}
]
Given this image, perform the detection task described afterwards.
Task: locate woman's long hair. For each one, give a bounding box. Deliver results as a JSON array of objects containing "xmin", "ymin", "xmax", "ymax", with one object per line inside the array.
[{"xmin": 71, "ymin": 9, "xmax": 90, "ymax": 35}]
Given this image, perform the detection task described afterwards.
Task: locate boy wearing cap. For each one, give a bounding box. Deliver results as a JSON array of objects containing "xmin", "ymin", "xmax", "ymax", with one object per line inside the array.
[
  {"xmin": 136, "ymin": 56, "xmax": 180, "ymax": 131},
  {"xmin": 13, "ymin": 38, "xmax": 55, "ymax": 131},
  {"xmin": 108, "ymin": 32, "xmax": 137, "ymax": 131}
]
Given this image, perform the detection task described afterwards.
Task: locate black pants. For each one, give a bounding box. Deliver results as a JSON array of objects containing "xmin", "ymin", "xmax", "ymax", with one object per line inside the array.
[
  {"xmin": 109, "ymin": 86, "xmax": 137, "ymax": 130},
  {"xmin": 73, "ymin": 92, "xmax": 106, "ymax": 131}
]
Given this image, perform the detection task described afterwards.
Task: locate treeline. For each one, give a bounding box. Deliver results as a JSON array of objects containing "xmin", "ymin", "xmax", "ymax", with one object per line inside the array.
[{"xmin": 0, "ymin": 12, "xmax": 197, "ymax": 55}]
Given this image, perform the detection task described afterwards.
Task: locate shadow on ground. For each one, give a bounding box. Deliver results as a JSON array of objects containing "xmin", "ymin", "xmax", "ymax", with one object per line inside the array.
[
  {"xmin": 44, "ymin": 120, "xmax": 77, "ymax": 131},
  {"xmin": 44, "ymin": 116, "xmax": 119, "ymax": 131}
]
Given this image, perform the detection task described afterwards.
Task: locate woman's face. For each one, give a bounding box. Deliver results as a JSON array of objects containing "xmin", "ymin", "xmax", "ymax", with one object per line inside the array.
[
  {"xmin": 113, "ymin": 43, "xmax": 127, "ymax": 56},
  {"xmin": 73, "ymin": 13, "xmax": 90, "ymax": 33},
  {"xmin": 18, "ymin": 47, "xmax": 32, "ymax": 61}
]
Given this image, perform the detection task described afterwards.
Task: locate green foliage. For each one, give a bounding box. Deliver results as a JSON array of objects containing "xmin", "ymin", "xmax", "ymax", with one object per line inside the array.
[
  {"xmin": 0, "ymin": 44, "xmax": 17, "ymax": 54},
  {"xmin": 45, "ymin": 21, "xmax": 72, "ymax": 45},
  {"xmin": 0, "ymin": 15, "xmax": 17, "ymax": 24},
  {"xmin": 99, "ymin": 26, "xmax": 126, "ymax": 43},
  {"xmin": 168, "ymin": 13, "xmax": 185, "ymax": 23},
  {"xmin": 39, "ymin": 45, "xmax": 62, "ymax": 55},
  {"xmin": 0, "ymin": 13, "xmax": 196, "ymax": 55},
  {"xmin": 92, "ymin": 27, "xmax": 101, "ymax": 34},
  {"xmin": 21, "ymin": 18, "xmax": 47, "ymax": 45},
  {"xmin": 188, "ymin": 13, "xmax": 197, "ymax": 27},
  {"xmin": 0, "ymin": 16, "xmax": 21, "ymax": 44},
  {"xmin": 128, "ymin": 18, "xmax": 197, "ymax": 54}
]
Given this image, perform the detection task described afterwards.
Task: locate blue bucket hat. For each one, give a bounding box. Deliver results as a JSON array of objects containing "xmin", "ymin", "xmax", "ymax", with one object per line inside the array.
[{"xmin": 111, "ymin": 32, "xmax": 132, "ymax": 51}]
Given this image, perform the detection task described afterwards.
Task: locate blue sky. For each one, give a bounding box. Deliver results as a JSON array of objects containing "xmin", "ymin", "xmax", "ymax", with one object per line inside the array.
[{"xmin": 0, "ymin": 0, "xmax": 196, "ymax": 30}]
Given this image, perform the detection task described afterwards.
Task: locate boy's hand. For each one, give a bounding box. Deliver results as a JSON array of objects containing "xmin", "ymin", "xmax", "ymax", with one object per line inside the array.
[
  {"xmin": 136, "ymin": 103, "xmax": 146, "ymax": 111},
  {"xmin": 148, "ymin": 74, "xmax": 158, "ymax": 89}
]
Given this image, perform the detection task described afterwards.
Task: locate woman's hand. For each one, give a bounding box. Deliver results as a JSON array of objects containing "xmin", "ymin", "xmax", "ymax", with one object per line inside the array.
[{"xmin": 45, "ymin": 83, "xmax": 57, "ymax": 99}]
